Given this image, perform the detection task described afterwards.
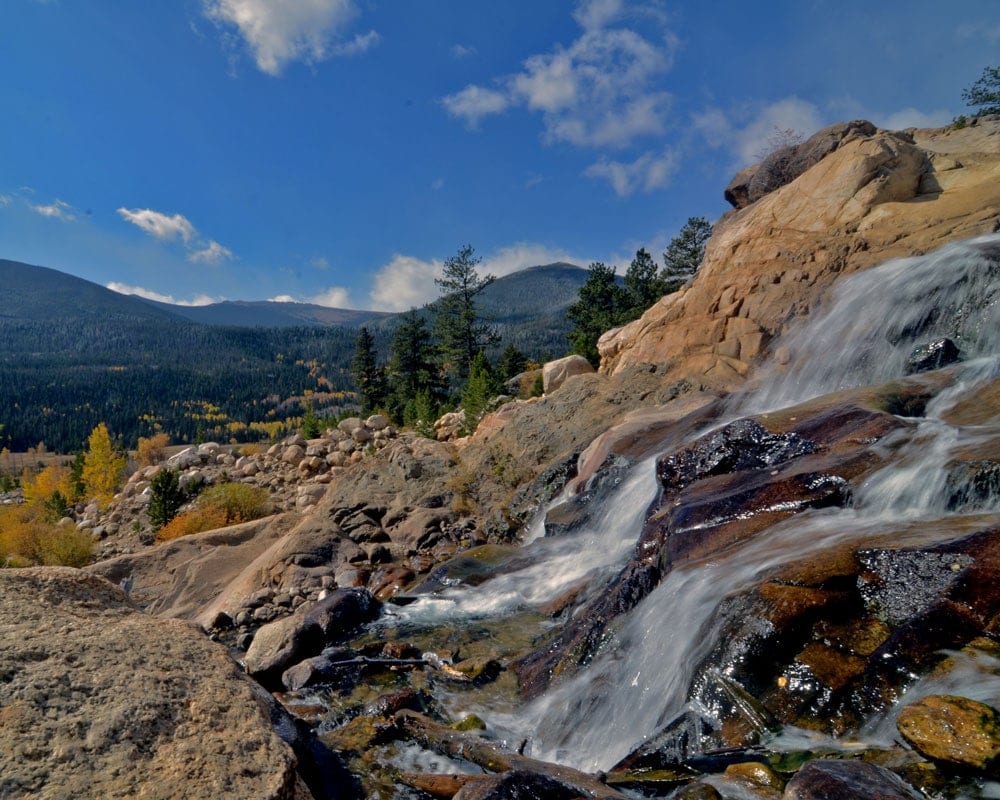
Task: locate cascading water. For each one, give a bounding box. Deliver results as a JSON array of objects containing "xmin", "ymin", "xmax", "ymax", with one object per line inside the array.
[
  {"xmin": 385, "ymin": 234, "xmax": 1000, "ymax": 778},
  {"xmin": 498, "ymin": 233, "xmax": 1000, "ymax": 772}
]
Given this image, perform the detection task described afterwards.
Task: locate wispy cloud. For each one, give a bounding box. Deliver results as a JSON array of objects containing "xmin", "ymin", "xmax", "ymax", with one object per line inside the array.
[
  {"xmin": 29, "ymin": 198, "xmax": 76, "ymax": 222},
  {"xmin": 872, "ymin": 107, "xmax": 952, "ymax": 131},
  {"xmin": 188, "ymin": 239, "xmax": 234, "ymax": 264},
  {"xmin": 0, "ymin": 194, "xmax": 12, "ymax": 207},
  {"xmin": 117, "ymin": 207, "xmax": 196, "ymax": 242},
  {"xmin": 118, "ymin": 206, "xmax": 234, "ymax": 263},
  {"xmin": 106, "ymin": 282, "xmax": 217, "ymax": 306},
  {"xmin": 431, "ymin": 177, "xmax": 444, "ymax": 190},
  {"xmin": 203, "ymin": 0, "xmax": 378, "ymax": 76},
  {"xmin": 450, "ymin": 43, "xmax": 477, "ymax": 59},
  {"xmin": 693, "ymin": 97, "xmax": 824, "ymax": 168},
  {"xmin": 585, "ymin": 146, "xmax": 677, "ymax": 197},
  {"xmin": 441, "ymin": 1, "xmax": 677, "ymax": 148}
]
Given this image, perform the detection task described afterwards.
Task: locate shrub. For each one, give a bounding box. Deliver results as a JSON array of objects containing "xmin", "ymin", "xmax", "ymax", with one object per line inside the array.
[
  {"xmin": 0, "ymin": 506, "xmax": 94, "ymax": 567},
  {"xmin": 156, "ymin": 505, "xmax": 228, "ymax": 543},
  {"xmin": 136, "ymin": 433, "xmax": 170, "ymax": 466},
  {"xmin": 155, "ymin": 482, "xmax": 271, "ymax": 543}
]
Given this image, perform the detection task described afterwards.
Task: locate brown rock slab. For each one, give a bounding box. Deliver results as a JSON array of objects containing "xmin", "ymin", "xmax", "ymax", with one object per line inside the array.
[{"xmin": 784, "ymin": 759, "xmax": 922, "ymax": 799}]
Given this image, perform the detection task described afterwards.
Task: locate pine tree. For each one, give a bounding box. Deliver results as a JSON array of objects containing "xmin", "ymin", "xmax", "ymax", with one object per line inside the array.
[
  {"xmin": 433, "ymin": 245, "xmax": 497, "ymax": 385},
  {"xmin": 623, "ymin": 247, "xmax": 662, "ymax": 315},
  {"xmin": 461, "ymin": 351, "xmax": 495, "ymax": 434},
  {"xmin": 566, "ymin": 262, "xmax": 627, "ymax": 367},
  {"xmin": 661, "ymin": 217, "xmax": 712, "ymax": 291},
  {"xmin": 963, "ymin": 66, "xmax": 1000, "ymax": 116},
  {"xmin": 389, "ymin": 310, "xmax": 441, "ymax": 422},
  {"xmin": 149, "ymin": 468, "xmax": 185, "ymax": 530},
  {"xmin": 81, "ymin": 422, "xmax": 126, "ymax": 509},
  {"xmin": 497, "ymin": 344, "xmax": 528, "ymax": 382},
  {"xmin": 351, "ymin": 326, "xmax": 387, "ymax": 415}
]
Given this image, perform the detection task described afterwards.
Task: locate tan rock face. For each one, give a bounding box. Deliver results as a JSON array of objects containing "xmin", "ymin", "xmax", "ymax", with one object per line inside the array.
[
  {"xmin": 897, "ymin": 694, "xmax": 1000, "ymax": 770},
  {"xmin": 0, "ymin": 568, "xmax": 308, "ymax": 800},
  {"xmin": 600, "ymin": 118, "xmax": 1000, "ymax": 387}
]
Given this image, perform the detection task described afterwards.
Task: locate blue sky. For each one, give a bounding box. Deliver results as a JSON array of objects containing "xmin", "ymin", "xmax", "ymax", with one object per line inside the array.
[{"xmin": 1, "ymin": 0, "xmax": 996, "ymax": 312}]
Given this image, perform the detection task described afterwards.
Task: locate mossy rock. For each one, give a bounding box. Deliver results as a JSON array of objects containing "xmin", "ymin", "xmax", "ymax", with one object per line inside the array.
[{"xmin": 897, "ymin": 694, "xmax": 1000, "ymax": 771}]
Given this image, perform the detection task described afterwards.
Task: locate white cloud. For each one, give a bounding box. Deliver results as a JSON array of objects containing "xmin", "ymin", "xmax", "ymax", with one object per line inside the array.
[
  {"xmin": 441, "ymin": 85, "xmax": 511, "ymax": 128},
  {"xmin": 188, "ymin": 239, "xmax": 234, "ymax": 264},
  {"xmin": 441, "ymin": 2, "xmax": 677, "ymax": 148},
  {"xmin": 369, "ymin": 254, "xmax": 443, "ymax": 312},
  {"xmin": 106, "ymin": 282, "xmax": 217, "ymax": 306},
  {"xmin": 875, "ymin": 107, "xmax": 952, "ymax": 131},
  {"xmin": 310, "ymin": 286, "xmax": 353, "ymax": 308},
  {"xmin": 431, "ymin": 177, "xmax": 444, "ymax": 190},
  {"xmin": 694, "ymin": 97, "xmax": 824, "ymax": 167},
  {"xmin": 451, "ymin": 43, "xmax": 477, "ymax": 59},
  {"xmin": 0, "ymin": 194, "xmax": 11, "ymax": 207},
  {"xmin": 585, "ymin": 146, "xmax": 676, "ymax": 196},
  {"xmin": 269, "ymin": 294, "xmax": 297, "ymax": 303},
  {"xmin": 118, "ymin": 207, "xmax": 196, "ymax": 242},
  {"xmin": 329, "ymin": 30, "xmax": 380, "ymax": 57},
  {"xmin": 203, "ymin": 0, "xmax": 375, "ymax": 76},
  {"xmin": 310, "ymin": 256, "xmax": 329, "ymax": 270},
  {"xmin": 29, "ymin": 198, "xmax": 76, "ymax": 222},
  {"xmin": 573, "ymin": 0, "xmax": 625, "ymax": 31}
]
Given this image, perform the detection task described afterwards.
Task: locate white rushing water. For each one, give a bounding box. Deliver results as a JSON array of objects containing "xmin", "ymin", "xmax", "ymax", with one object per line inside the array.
[
  {"xmin": 391, "ymin": 234, "xmax": 1000, "ymax": 773},
  {"xmin": 509, "ymin": 233, "xmax": 1000, "ymax": 770},
  {"xmin": 384, "ymin": 458, "xmax": 658, "ymax": 625}
]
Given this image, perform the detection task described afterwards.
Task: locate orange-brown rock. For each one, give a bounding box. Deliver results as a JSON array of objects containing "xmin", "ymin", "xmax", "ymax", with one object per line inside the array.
[{"xmin": 600, "ymin": 119, "xmax": 1000, "ymax": 385}]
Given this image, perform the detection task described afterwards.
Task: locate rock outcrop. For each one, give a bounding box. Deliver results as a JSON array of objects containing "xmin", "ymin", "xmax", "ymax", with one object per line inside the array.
[
  {"xmin": 600, "ymin": 118, "xmax": 1000, "ymax": 384},
  {"xmin": 0, "ymin": 568, "xmax": 315, "ymax": 799}
]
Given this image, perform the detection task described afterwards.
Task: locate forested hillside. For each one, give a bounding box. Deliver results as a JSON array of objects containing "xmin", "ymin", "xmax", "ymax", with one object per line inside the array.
[{"xmin": 0, "ymin": 260, "xmax": 362, "ymax": 451}]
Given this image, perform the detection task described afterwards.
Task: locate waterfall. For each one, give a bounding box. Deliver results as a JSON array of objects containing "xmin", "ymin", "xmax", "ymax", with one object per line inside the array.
[
  {"xmin": 384, "ymin": 234, "xmax": 1000, "ymax": 775},
  {"xmin": 504, "ymin": 233, "xmax": 1000, "ymax": 770}
]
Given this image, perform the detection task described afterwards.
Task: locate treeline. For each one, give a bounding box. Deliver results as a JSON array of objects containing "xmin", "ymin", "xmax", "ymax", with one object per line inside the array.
[{"xmin": 0, "ymin": 316, "xmax": 360, "ymax": 452}]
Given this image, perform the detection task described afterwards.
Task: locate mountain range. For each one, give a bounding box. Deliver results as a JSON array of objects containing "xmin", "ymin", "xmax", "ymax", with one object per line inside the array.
[{"xmin": 0, "ymin": 258, "xmax": 590, "ymax": 452}]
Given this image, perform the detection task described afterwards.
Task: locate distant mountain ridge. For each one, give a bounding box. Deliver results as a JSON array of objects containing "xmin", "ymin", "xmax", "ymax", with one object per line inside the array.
[{"xmin": 0, "ymin": 257, "xmax": 590, "ymax": 451}]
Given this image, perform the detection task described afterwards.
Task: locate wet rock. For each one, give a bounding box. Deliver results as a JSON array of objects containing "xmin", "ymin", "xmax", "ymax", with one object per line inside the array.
[
  {"xmin": 363, "ymin": 688, "xmax": 425, "ymax": 718},
  {"xmin": 723, "ymin": 761, "xmax": 783, "ymax": 797},
  {"xmin": 897, "ymin": 694, "xmax": 1000, "ymax": 770},
  {"xmin": 857, "ymin": 549, "xmax": 974, "ymax": 626},
  {"xmin": 945, "ymin": 460, "xmax": 1000, "ymax": 512},
  {"xmin": 906, "ymin": 338, "xmax": 961, "ymax": 374},
  {"xmin": 784, "ymin": 758, "xmax": 922, "ymax": 800},
  {"xmin": 655, "ymin": 419, "xmax": 816, "ymax": 493},
  {"xmin": 452, "ymin": 770, "xmax": 582, "ymax": 800},
  {"xmin": 319, "ymin": 715, "xmax": 395, "ymax": 755},
  {"xmin": 671, "ymin": 782, "xmax": 722, "ymax": 800},
  {"xmin": 244, "ymin": 588, "xmax": 380, "ymax": 687}
]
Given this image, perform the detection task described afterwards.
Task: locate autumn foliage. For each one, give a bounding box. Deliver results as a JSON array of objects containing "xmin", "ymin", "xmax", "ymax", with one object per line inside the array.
[{"xmin": 156, "ymin": 483, "xmax": 271, "ymax": 543}]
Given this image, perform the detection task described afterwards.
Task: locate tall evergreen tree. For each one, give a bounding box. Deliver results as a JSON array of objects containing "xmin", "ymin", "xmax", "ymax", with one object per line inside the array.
[
  {"xmin": 351, "ymin": 326, "xmax": 387, "ymax": 414},
  {"xmin": 388, "ymin": 310, "xmax": 440, "ymax": 421},
  {"xmin": 661, "ymin": 217, "xmax": 712, "ymax": 291},
  {"xmin": 623, "ymin": 247, "xmax": 662, "ymax": 315},
  {"xmin": 433, "ymin": 245, "xmax": 497, "ymax": 385},
  {"xmin": 566, "ymin": 262, "xmax": 628, "ymax": 367}
]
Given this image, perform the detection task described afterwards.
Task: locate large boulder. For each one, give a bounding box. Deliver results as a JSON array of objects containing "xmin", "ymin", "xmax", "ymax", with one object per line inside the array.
[
  {"xmin": 0, "ymin": 568, "xmax": 313, "ymax": 800},
  {"xmin": 542, "ymin": 355, "xmax": 595, "ymax": 394},
  {"xmin": 601, "ymin": 119, "xmax": 1000, "ymax": 384},
  {"xmin": 244, "ymin": 588, "xmax": 380, "ymax": 687}
]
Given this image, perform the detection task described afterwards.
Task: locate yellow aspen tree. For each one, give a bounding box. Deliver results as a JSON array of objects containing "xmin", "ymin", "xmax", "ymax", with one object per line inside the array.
[{"xmin": 82, "ymin": 423, "xmax": 126, "ymax": 508}]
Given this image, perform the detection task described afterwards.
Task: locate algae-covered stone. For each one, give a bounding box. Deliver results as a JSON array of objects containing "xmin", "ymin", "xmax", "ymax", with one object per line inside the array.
[{"xmin": 897, "ymin": 694, "xmax": 1000, "ymax": 770}]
